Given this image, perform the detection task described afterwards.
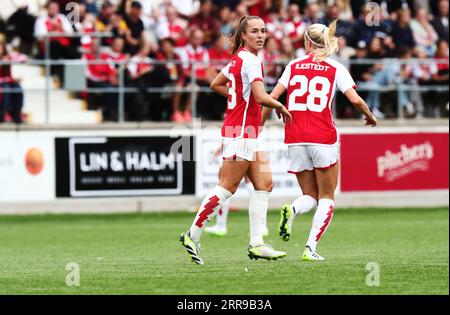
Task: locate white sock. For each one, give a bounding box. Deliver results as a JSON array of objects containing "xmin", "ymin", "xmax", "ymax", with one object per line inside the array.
[
  {"xmin": 306, "ymin": 198, "xmax": 334, "ymax": 252},
  {"xmin": 215, "ymin": 199, "xmax": 230, "ymax": 228},
  {"xmin": 248, "ymin": 190, "xmax": 269, "ymax": 246},
  {"xmin": 244, "ymin": 179, "xmax": 253, "ymax": 192},
  {"xmin": 292, "ymin": 195, "xmax": 317, "ymax": 216},
  {"xmin": 189, "ymin": 185, "xmax": 232, "ymax": 242}
]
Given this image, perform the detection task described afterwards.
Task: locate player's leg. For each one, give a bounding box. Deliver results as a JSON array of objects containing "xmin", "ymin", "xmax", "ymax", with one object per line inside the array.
[
  {"xmin": 279, "ymin": 145, "xmax": 318, "ymax": 241},
  {"xmin": 279, "ymin": 170, "xmax": 318, "ymax": 241},
  {"xmin": 246, "ymin": 151, "xmax": 286, "ymax": 260},
  {"xmin": 243, "ymin": 176, "xmax": 268, "ymax": 236},
  {"xmin": 303, "ymin": 145, "xmax": 339, "ymax": 261},
  {"xmin": 205, "ymin": 166, "xmax": 230, "ymax": 236},
  {"xmin": 180, "ymin": 160, "xmax": 249, "ymax": 264}
]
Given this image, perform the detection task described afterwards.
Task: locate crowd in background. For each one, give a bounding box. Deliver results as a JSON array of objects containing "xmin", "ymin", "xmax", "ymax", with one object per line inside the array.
[{"xmin": 0, "ymin": 0, "xmax": 448, "ymax": 123}]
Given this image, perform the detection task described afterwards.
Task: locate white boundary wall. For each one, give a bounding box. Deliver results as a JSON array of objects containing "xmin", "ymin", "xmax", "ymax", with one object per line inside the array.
[{"xmin": 0, "ymin": 121, "xmax": 448, "ymax": 214}]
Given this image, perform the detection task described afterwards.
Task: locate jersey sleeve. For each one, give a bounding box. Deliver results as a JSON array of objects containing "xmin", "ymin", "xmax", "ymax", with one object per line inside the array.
[
  {"xmin": 335, "ymin": 63, "xmax": 357, "ymax": 93},
  {"xmin": 244, "ymin": 55, "xmax": 264, "ymax": 83},
  {"xmin": 221, "ymin": 62, "xmax": 231, "ymax": 80},
  {"xmin": 278, "ymin": 62, "xmax": 292, "ymax": 88}
]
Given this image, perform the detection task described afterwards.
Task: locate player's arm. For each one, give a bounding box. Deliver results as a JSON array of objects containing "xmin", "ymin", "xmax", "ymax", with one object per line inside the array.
[
  {"xmin": 262, "ymin": 83, "xmax": 287, "ymax": 125},
  {"xmin": 210, "ymin": 72, "xmax": 229, "ymax": 97},
  {"xmin": 344, "ymin": 88, "xmax": 377, "ymax": 127},
  {"xmin": 252, "ymin": 81, "xmax": 291, "ymax": 124}
]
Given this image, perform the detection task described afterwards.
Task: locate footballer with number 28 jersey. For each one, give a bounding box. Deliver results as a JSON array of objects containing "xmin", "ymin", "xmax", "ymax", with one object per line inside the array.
[{"xmin": 263, "ymin": 21, "xmax": 377, "ymax": 262}]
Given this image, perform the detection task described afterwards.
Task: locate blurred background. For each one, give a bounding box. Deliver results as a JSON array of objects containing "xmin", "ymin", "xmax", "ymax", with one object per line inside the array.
[{"xmin": 0, "ymin": 0, "xmax": 448, "ymax": 212}]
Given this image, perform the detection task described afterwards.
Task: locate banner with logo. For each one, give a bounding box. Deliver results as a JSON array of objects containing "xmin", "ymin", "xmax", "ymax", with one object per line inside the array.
[
  {"xmin": 0, "ymin": 131, "xmax": 54, "ymax": 201},
  {"xmin": 340, "ymin": 132, "xmax": 449, "ymax": 191},
  {"xmin": 55, "ymin": 136, "xmax": 195, "ymax": 197},
  {"xmin": 195, "ymin": 127, "xmax": 300, "ymax": 198}
]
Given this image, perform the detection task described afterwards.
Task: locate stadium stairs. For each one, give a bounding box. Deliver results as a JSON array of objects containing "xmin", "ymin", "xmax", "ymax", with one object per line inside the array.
[{"xmin": 12, "ymin": 64, "xmax": 99, "ymax": 124}]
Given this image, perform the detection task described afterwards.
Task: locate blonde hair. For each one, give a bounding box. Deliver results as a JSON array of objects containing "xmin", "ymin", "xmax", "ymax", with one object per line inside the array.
[
  {"xmin": 304, "ymin": 20, "xmax": 339, "ymax": 63},
  {"xmin": 228, "ymin": 15, "xmax": 263, "ymax": 55}
]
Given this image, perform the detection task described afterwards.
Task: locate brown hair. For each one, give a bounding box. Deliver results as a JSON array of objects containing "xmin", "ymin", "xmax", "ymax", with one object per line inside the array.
[
  {"xmin": 304, "ymin": 20, "xmax": 339, "ymax": 63},
  {"xmin": 228, "ymin": 15, "xmax": 263, "ymax": 55}
]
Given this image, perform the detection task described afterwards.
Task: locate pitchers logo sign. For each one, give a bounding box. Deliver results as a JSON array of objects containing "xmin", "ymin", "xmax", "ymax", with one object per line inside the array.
[
  {"xmin": 340, "ymin": 133, "xmax": 448, "ymax": 192},
  {"xmin": 376, "ymin": 142, "xmax": 434, "ymax": 182}
]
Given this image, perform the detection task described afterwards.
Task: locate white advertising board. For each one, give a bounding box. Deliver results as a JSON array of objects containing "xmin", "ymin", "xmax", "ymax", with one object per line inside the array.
[
  {"xmin": 195, "ymin": 126, "xmax": 300, "ymax": 198},
  {"xmin": 0, "ymin": 131, "xmax": 55, "ymax": 202}
]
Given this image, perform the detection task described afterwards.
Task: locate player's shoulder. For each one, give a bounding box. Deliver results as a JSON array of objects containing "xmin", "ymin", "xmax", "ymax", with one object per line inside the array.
[
  {"xmin": 237, "ymin": 49, "xmax": 261, "ymax": 66},
  {"xmin": 285, "ymin": 54, "xmax": 311, "ymax": 68},
  {"xmin": 323, "ymin": 57, "xmax": 346, "ymax": 71}
]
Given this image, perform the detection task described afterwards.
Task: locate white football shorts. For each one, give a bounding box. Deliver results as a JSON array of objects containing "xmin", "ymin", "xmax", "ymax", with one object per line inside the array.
[
  {"xmin": 287, "ymin": 143, "xmax": 340, "ymax": 173},
  {"xmin": 222, "ymin": 134, "xmax": 267, "ymax": 161}
]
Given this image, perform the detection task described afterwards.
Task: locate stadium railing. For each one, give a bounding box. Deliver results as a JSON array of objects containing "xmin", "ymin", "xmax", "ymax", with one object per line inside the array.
[{"xmin": 0, "ymin": 55, "xmax": 448, "ymax": 123}]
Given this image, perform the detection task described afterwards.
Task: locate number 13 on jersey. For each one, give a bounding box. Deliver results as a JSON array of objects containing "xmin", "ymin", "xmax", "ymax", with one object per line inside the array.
[{"xmin": 288, "ymin": 75, "xmax": 331, "ymax": 112}]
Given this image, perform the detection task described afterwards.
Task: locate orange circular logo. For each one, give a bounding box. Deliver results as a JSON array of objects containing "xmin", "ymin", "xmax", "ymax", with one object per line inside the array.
[{"xmin": 25, "ymin": 148, "xmax": 44, "ymax": 175}]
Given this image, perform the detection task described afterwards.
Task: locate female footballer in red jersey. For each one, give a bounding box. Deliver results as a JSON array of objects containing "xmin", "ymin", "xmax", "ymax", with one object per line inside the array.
[
  {"xmin": 180, "ymin": 16, "xmax": 292, "ymax": 265},
  {"xmin": 263, "ymin": 21, "xmax": 377, "ymax": 261}
]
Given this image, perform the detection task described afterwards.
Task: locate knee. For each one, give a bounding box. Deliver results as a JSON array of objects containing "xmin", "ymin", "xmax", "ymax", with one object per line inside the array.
[
  {"xmin": 254, "ymin": 180, "xmax": 273, "ymax": 193},
  {"xmin": 218, "ymin": 180, "xmax": 238, "ymax": 195}
]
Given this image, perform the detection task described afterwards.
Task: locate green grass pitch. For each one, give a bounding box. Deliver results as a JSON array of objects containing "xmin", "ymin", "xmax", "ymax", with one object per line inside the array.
[{"xmin": 0, "ymin": 207, "xmax": 448, "ymax": 294}]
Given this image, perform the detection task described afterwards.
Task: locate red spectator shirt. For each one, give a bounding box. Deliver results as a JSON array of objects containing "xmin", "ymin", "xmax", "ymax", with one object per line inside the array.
[
  {"xmin": 178, "ymin": 44, "xmax": 209, "ymax": 81},
  {"xmin": 208, "ymin": 47, "xmax": 232, "ymax": 72},
  {"xmin": 278, "ymin": 54, "xmax": 356, "ymax": 145},
  {"xmin": 220, "ymin": 48, "xmax": 264, "ymax": 139},
  {"xmin": 284, "ymin": 17, "xmax": 306, "ymax": 49},
  {"xmin": 0, "ymin": 53, "xmax": 27, "ymax": 83},
  {"xmin": 83, "ymin": 53, "xmax": 117, "ymax": 82},
  {"xmin": 44, "ymin": 16, "xmax": 71, "ymax": 47}
]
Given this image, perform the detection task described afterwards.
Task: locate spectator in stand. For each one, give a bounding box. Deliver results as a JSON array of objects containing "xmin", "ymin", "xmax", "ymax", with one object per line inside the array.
[
  {"xmin": 361, "ymin": 36, "xmax": 394, "ymax": 118},
  {"xmin": 303, "ymin": 0, "xmax": 323, "ymax": 25},
  {"xmin": 419, "ymin": 39, "xmax": 449, "ymax": 117},
  {"xmin": 206, "ymin": 34, "xmax": 232, "ymax": 120},
  {"xmin": 242, "ymin": 0, "xmax": 267, "ymax": 21},
  {"xmin": 349, "ymin": 4, "xmax": 387, "ymax": 48},
  {"xmin": 212, "ymin": 0, "xmax": 240, "ymax": 10},
  {"xmin": 335, "ymin": 36, "xmax": 355, "ymax": 62},
  {"xmin": 346, "ymin": 40, "xmax": 371, "ymax": 118},
  {"xmin": 83, "ymin": 38, "xmax": 119, "ymax": 121},
  {"xmin": 189, "ymin": 0, "xmax": 220, "ymax": 45},
  {"xmin": 390, "ymin": 8, "xmax": 416, "ymax": 51},
  {"xmin": 171, "ymin": 0, "xmax": 201, "ymax": 18},
  {"xmin": 34, "ymin": 1, "xmax": 80, "ymax": 84},
  {"xmin": 126, "ymin": 43, "xmax": 153, "ymax": 121},
  {"xmin": 265, "ymin": 8, "xmax": 284, "ymax": 43},
  {"xmin": 217, "ymin": 6, "xmax": 235, "ymax": 36},
  {"xmin": 321, "ymin": 4, "xmax": 354, "ymax": 40},
  {"xmin": 155, "ymin": 5, "xmax": 189, "ymax": 48},
  {"xmin": 234, "ymin": 2, "xmax": 249, "ymax": 21},
  {"xmin": 410, "ymin": 7, "xmax": 439, "ymax": 57},
  {"xmin": 83, "ymin": 0, "xmax": 98, "ymax": 15},
  {"xmin": 97, "ymin": 2, "xmax": 129, "ymax": 46},
  {"xmin": 260, "ymin": 36, "xmax": 281, "ymax": 89},
  {"xmin": 177, "ymin": 28, "xmax": 211, "ymax": 120},
  {"xmin": 127, "ymin": 42, "xmax": 172, "ymax": 121},
  {"xmin": 279, "ymin": 37, "xmax": 297, "ymax": 63},
  {"xmin": 283, "ymin": 3, "xmax": 306, "ymax": 50},
  {"xmin": 328, "ymin": 0, "xmax": 353, "ymax": 21},
  {"xmin": 431, "ymin": 0, "xmax": 449, "ymax": 44},
  {"xmin": 395, "ymin": 46, "xmax": 425, "ymax": 118},
  {"xmin": 155, "ymin": 38, "xmax": 186, "ymax": 122},
  {"xmin": 123, "ymin": 1, "xmax": 146, "ymax": 55},
  {"xmin": 0, "ymin": 40, "xmax": 26, "ymax": 123}
]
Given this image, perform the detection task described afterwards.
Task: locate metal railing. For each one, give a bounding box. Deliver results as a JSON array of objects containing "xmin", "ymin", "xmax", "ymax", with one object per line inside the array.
[{"xmin": 1, "ymin": 55, "xmax": 448, "ymax": 123}]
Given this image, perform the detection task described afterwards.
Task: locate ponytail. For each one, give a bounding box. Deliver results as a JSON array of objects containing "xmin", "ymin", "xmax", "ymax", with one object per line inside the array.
[
  {"xmin": 304, "ymin": 20, "xmax": 339, "ymax": 63},
  {"xmin": 228, "ymin": 15, "xmax": 262, "ymax": 55}
]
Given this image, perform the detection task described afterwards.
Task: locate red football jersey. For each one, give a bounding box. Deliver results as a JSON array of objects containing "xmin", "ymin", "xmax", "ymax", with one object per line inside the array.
[
  {"xmin": 221, "ymin": 48, "xmax": 264, "ymax": 139},
  {"xmin": 278, "ymin": 54, "xmax": 356, "ymax": 145}
]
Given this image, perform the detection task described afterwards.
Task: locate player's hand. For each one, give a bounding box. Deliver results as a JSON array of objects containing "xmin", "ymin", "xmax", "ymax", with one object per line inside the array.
[
  {"xmin": 364, "ymin": 113, "xmax": 377, "ymax": 127},
  {"xmin": 277, "ymin": 106, "xmax": 292, "ymax": 124}
]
